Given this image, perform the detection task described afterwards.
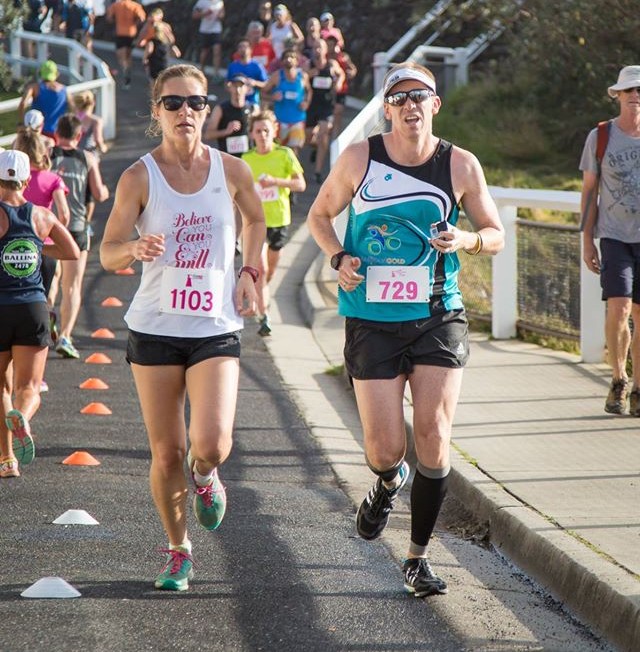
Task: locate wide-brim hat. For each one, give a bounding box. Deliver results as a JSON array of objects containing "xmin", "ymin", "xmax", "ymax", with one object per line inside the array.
[{"xmin": 608, "ymin": 65, "xmax": 640, "ymax": 97}]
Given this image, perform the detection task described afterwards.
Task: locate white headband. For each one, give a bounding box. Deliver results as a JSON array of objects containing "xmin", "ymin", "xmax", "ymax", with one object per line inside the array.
[{"xmin": 383, "ymin": 68, "xmax": 436, "ymax": 96}]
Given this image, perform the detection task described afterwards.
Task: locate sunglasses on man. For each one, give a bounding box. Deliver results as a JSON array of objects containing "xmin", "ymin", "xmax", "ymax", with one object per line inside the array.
[
  {"xmin": 384, "ymin": 88, "xmax": 435, "ymax": 107},
  {"xmin": 156, "ymin": 95, "xmax": 209, "ymax": 111}
]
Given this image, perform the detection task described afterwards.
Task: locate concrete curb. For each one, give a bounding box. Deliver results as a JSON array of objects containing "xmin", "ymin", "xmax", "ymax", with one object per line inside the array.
[{"xmin": 301, "ymin": 248, "xmax": 640, "ymax": 652}]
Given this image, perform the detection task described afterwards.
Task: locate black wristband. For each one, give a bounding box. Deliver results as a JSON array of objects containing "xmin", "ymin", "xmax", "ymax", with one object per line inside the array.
[{"xmin": 330, "ymin": 250, "xmax": 348, "ymax": 271}]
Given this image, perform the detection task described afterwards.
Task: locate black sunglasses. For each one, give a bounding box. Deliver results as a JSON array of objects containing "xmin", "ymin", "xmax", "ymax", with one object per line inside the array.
[
  {"xmin": 384, "ymin": 88, "xmax": 435, "ymax": 107},
  {"xmin": 157, "ymin": 95, "xmax": 209, "ymax": 111},
  {"xmin": 621, "ymin": 87, "xmax": 640, "ymax": 94}
]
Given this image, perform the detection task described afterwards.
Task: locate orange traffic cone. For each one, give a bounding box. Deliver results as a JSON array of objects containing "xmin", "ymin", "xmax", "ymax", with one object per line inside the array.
[
  {"xmin": 80, "ymin": 402, "xmax": 112, "ymax": 415},
  {"xmin": 115, "ymin": 267, "xmax": 135, "ymax": 275},
  {"xmin": 91, "ymin": 328, "xmax": 115, "ymax": 339},
  {"xmin": 85, "ymin": 352, "xmax": 112, "ymax": 364},
  {"xmin": 101, "ymin": 297, "xmax": 123, "ymax": 307},
  {"xmin": 79, "ymin": 378, "xmax": 109, "ymax": 390},
  {"xmin": 62, "ymin": 450, "xmax": 101, "ymax": 466}
]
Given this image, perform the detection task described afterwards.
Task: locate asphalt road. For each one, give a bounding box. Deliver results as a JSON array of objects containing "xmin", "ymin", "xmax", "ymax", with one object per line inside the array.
[{"xmin": 0, "ymin": 48, "xmax": 616, "ymax": 652}]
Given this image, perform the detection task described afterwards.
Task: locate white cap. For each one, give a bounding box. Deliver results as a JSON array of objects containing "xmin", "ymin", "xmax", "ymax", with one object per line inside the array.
[
  {"xmin": 24, "ymin": 109, "xmax": 45, "ymax": 129},
  {"xmin": 383, "ymin": 67, "xmax": 436, "ymax": 96},
  {"xmin": 0, "ymin": 150, "xmax": 30, "ymax": 182},
  {"xmin": 319, "ymin": 11, "xmax": 333, "ymax": 22}
]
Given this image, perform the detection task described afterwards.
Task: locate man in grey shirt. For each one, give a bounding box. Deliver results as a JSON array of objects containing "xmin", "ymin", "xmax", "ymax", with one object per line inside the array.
[{"xmin": 580, "ymin": 65, "xmax": 640, "ymax": 416}]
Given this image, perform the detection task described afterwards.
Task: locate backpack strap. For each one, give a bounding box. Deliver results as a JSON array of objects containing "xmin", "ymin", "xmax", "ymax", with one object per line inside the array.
[{"xmin": 596, "ymin": 119, "xmax": 612, "ymax": 175}]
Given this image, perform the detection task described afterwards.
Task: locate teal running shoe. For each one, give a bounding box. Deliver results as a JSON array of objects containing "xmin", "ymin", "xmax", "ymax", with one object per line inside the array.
[
  {"xmin": 187, "ymin": 450, "xmax": 227, "ymax": 530},
  {"xmin": 56, "ymin": 336, "xmax": 79, "ymax": 359},
  {"xmin": 154, "ymin": 548, "xmax": 194, "ymax": 591},
  {"xmin": 5, "ymin": 409, "xmax": 35, "ymax": 465}
]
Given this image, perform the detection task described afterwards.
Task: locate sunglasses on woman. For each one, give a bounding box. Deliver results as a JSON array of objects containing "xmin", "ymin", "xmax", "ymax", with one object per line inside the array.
[
  {"xmin": 384, "ymin": 88, "xmax": 435, "ymax": 107},
  {"xmin": 157, "ymin": 95, "xmax": 209, "ymax": 111}
]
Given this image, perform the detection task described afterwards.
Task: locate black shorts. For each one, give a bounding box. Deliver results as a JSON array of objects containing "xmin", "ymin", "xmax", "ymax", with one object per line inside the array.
[
  {"xmin": 70, "ymin": 229, "xmax": 90, "ymax": 252},
  {"xmin": 344, "ymin": 309, "xmax": 469, "ymax": 380},
  {"xmin": 306, "ymin": 105, "xmax": 334, "ymax": 129},
  {"xmin": 335, "ymin": 93, "xmax": 347, "ymax": 106},
  {"xmin": 115, "ymin": 35, "xmax": 134, "ymax": 50},
  {"xmin": 599, "ymin": 238, "xmax": 640, "ymax": 302},
  {"xmin": 126, "ymin": 329, "xmax": 241, "ymax": 368},
  {"xmin": 199, "ymin": 32, "xmax": 222, "ymax": 48},
  {"xmin": 266, "ymin": 226, "xmax": 289, "ymax": 252},
  {"xmin": 0, "ymin": 302, "xmax": 50, "ymax": 350}
]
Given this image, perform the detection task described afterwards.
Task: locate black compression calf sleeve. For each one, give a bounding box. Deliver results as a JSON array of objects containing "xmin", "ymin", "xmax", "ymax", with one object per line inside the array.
[{"xmin": 410, "ymin": 467, "xmax": 450, "ymax": 548}]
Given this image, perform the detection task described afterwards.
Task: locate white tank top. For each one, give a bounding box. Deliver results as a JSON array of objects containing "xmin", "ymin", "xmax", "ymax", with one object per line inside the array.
[
  {"xmin": 124, "ymin": 147, "xmax": 243, "ymax": 337},
  {"xmin": 269, "ymin": 22, "xmax": 293, "ymax": 58}
]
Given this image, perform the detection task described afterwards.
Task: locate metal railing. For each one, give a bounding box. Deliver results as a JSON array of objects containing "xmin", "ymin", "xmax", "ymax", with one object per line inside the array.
[{"xmin": 0, "ymin": 29, "xmax": 116, "ymax": 146}]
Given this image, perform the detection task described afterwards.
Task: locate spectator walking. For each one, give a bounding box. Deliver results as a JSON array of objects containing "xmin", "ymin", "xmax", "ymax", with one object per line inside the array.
[
  {"xmin": 18, "ymin": 61, "xmax": 72, "ymax": 141},
  {"xmin": 0, "ymin": 149, "xmax": 79, "ymax": 479},
  {"xmin": 226, "ymin": 39, "xmax": 268, "ymax": 109},
  {"xmin": 242, "ymin": 110, "xmax": 305, "ymax": 336},
  {"xmin": 581, "ymin": 64, "xmax": 640, "ymax": 416},
  {"xmin": 307, "ymin": 62, "xmax": 504, "ymax": 597},
  {"xmin": 106, "ymin": 0, "xmax": 146, "ymax": 89},
  {"xmin": 267, "ymin": 4, "xmax": 303, "ymax": 59},
  {"xmin": 305, "ymin": 38, "xmax": 344, "ymax": 183},
  {"xmin": 192, "ymin": 0, "xmax": 225, "ymax": 81},
  {"xmin": 50, "ymin": 114, "xmax": 109, "ymax": 359},
  {"xmin": 100, "ymin": 64, "xmax": 265, "ymax": 591},
  {"xmin": 264, "ymin": 47, "xmax": 311, "ymax": 158}
]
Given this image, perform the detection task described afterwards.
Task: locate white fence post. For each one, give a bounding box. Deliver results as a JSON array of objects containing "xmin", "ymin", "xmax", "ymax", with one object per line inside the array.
[
  {"xmin": 492, "ymin": 204, "xmax": 518, "ymax": 339},
  {"xmin": 580, "ymin": 243, "xmax": 606, "ymax": 363}
]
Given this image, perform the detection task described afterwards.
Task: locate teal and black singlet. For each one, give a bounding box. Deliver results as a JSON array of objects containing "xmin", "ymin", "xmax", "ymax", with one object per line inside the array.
[{"xmin": 339, "ymin": 134, "xmax": 463, "ymax": 322}]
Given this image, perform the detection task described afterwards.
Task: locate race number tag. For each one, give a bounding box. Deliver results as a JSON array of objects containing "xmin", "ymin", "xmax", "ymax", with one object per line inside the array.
[
  {"xmin": 226, "ymin": 134, "xmax": 249, "ymax": 154},
  {"xmin": 365, "ymin": 266, "xmax": 429, "ymax": 303},
  {"xmin": 255, "ymin": 182, "xmax": 278, "ymax": 203},
  {"xmin": 284, "ymin": 90, "xmax": 299, "ymax": 100},
  {"xmin": 159, "ymin": 267, "xmax": 223, "ymax": 317},
  {"xmin": 312, "ymin": 75, "xmax": 332, "ymax": 90}
]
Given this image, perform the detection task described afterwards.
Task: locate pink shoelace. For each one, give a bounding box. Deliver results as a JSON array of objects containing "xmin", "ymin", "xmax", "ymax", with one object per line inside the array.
[
  {"xmin": 194, "ymin": 471, "xmax": 224, "ymax": 508},
  {"xmin": 158, "ymin": 548, "xmax": 193, "ymax": 574}
]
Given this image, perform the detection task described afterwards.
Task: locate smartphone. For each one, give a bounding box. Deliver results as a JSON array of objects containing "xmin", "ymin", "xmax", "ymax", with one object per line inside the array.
[{"xmin": 430, "ymin": 221, "xmax": 450, "ymax": 240}]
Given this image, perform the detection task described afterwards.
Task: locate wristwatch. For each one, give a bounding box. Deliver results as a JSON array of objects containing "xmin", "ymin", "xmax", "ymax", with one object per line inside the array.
[{"xmin": 330, "ymin": 250, "xmax": 348, "ymax": 271}]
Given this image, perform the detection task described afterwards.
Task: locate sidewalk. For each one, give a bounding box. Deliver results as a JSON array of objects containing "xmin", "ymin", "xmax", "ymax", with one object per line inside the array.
[{"xmin": 266, "ymin": 224, "xmax": 640, "ymax": 652}]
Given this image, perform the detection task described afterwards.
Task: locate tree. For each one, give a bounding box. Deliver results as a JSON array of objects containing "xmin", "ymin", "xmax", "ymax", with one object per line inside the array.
[{"xmin": 0, "ymin": 0, "xmax": 27, "ymax": 91}]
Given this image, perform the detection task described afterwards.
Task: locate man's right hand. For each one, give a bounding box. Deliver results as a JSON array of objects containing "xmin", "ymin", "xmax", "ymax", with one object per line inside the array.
[{"xmin": 583, "ymin": 239, "xmax": 601, "ymax": 273}]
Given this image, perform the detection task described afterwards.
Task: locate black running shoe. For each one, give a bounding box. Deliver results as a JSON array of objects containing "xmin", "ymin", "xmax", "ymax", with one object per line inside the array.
[
  {"xmin": 356, "ymin": 461, "xmax": 409, "ymax": 540},
  {"xmin": 403, "ymin": 558, "xmax": 448, "ymax": 597}
]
